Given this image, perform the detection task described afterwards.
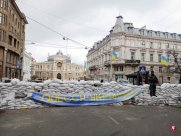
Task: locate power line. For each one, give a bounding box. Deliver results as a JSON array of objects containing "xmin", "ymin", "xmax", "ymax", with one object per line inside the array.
[
  {"xmin": 26, "ymin": 16, "xmax": 91, "ymax": 49},
  {"xmin": 26, "ymin": 43, "xmax": 86, "ymax": 49},
  {"xmin": 25, "ymin": 40, "xmax": 87, "ymax": 49},
  {"xmin": 25, "ymin": 40, "xmax": 77, "ymax": 48},
  {"xmin": 16, "ymin": 0, "xmax": 107, "ymax": 33}
]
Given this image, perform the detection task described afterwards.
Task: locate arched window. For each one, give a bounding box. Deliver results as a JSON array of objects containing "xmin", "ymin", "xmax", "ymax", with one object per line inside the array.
[
  {"xmin": 57, "ymin": 62, "xmax": 62, "ymax": 67},
  {"xmin": 57, "ymin": 62, "xmax": 62, "ymax": 70}
]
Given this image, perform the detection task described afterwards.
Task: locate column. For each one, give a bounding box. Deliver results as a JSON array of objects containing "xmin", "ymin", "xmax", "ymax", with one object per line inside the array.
[{"xmin": 3, "ymin": 48, "xmax": 8, "ymax": 77}]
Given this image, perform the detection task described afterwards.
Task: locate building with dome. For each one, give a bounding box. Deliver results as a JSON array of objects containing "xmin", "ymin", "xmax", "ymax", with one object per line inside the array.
[{"xmin": 32, "ymin": 50, "xmax": 84, "ymax": 80}]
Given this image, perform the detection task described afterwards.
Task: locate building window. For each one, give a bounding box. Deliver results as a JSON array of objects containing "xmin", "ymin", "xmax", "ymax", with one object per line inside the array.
[
  {"xmin": 147, "ymin": 31, "xmax": 152, "ymax": 36},
  {"xmin": 141, "ymin": 41, "xmax": 145, "ymax": 47},
  {"xmin": 150, "ymin": 66, "xmax": 153, "ymax": 71},
  {"xmin": 174, "ymin": 45, "xmax": 177, "ymax": 51},
  {"xmin": 0, "ymin": 29, "xmax": 6, "ymax": 41},
  {"xmin": 166, "ymin": 43, "xmax": 169, "ymax": 49},
  {"xmin": 150, "ymin": 42, "xmax": 153, "ymax": 48},
  {"xmin": 17, "ymin": 41, "xmax": 19, "ymax": 50},
  {"xmin": 167, "ymin": 68, "xmax": 170, "ymax": 73},
  {"xmin": 8, "ymin": 35, "xmax": 13, "ymax": 45},
  {"xmin": 0, "ymin": 0, "xmax": 7, "ymax": 9},
  {"xmin": 159, "ymin": 67, "xmax": 162, "ymax": 73},
  {"xmin": 0, "ymin": 12, "xmax": 6, "ymax": 25},
  {"xmin": 165, "ymin": 33, "xmax": 168, "ymax": 38},
  {"xmin": 141, "ymin": 53, "xmax": 145, "ymax": 61},
  {"xmin": 167, "ymin": 77, "xmax": 170, "ymax": 83},
  {"xmin": 114, "ymin": 66, "xmax": 123, "ymax": 71},
  {"xmin": 131, "ymin": 52, "xmax": 135, "ymax": 60},
  {"xmin": 158, "ymin": 43, "xmax": 161, "ymax": 49},
  {"xmin": 57, "ymin": 62, "xmax": 62, "ymax": 70},
  {"xmin": 179, "ymin": 34, "xmax": 181, "ymax": 40},
  {"xmin": 158, "ymin": 54, "xmax": 161, "ymax": 62},
  {"xmin": 156, "ymin": 31, "xmax": 160, "ymax": 37},
  {"xmin": 139, "ymin": 30, "xmax": 144, "ymax": 35},
  {"xmin": 14, "ymin": 39, "xmax": 17, "ymax": 48},
  {"xmin": 150, "ymin": 54, "xmax": 153, "ymax": 62}
]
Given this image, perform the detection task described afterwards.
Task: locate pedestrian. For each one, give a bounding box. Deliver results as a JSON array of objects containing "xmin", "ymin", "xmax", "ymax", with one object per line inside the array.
[{"xmin": 149, "ymin": 71, "xmax": 159, "ymax": 97}]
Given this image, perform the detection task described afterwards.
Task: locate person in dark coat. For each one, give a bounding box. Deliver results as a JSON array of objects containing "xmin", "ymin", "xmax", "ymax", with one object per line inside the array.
[{"xmin": 149, "ymin": 71, "xmax": 159, "ymax": 97}]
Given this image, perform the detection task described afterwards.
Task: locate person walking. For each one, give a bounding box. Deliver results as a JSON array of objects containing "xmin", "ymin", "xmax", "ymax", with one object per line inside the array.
[{"xmin": 149, "ymin": 71, "xmax": 159, "ymax": 97}]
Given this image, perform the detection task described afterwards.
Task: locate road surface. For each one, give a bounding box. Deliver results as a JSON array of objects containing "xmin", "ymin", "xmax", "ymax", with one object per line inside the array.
[{"xmin": 0, "ymin": 106, "xmax": 180, "ymax": 136}]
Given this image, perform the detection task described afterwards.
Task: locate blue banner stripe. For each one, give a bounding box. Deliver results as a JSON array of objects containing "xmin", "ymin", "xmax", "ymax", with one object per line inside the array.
[
  {"xmin": 32, "ymin": 88, "xmax": 141, "ymax": 106},
  {"xmin": 161, "ymin": 56, "xmax": 169, "ymax": 62},
  {"xmin": 112, "ymin": 51, "xmax": 118, "ymax": 58}
]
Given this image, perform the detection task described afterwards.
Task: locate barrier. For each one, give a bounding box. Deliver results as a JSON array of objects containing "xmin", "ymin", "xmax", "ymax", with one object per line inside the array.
[{"xmin": 32, "ymin": 87, "xmax": 141, "ymax": 106}]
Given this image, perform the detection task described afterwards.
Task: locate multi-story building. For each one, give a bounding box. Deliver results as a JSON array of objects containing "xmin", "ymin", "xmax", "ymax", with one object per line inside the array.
[
  {"xmin": 87, "ymin": 16, "xmax": 181, "ymax": 84},
  {"xmin": 22, "ymin": 51, "xmax": 32, "ymax": 81},
  {"xmin": 0, "ymin": 0, "xmax": 28, "ymax": 81},
  {"xmin": 32, "ymin": 50, "xmax": 84, "ymax": 80}
]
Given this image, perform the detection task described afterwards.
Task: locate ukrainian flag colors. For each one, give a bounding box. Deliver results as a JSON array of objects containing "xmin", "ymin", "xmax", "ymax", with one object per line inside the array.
[
  {"xmin": 111, "ymin": 50, "xmax": 118, "ymax": 61},
  {"xmin": 161, "ymin": 55, "xmax": 169, "ymax": 66}
]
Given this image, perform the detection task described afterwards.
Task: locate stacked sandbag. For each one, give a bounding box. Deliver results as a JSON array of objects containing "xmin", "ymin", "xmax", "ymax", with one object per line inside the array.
[
  {"xmin": 0, "ymin": 79, "xmax": 44, "ymax": 110},
  {"xmin": 134, "ymin": 83, "xmax": 181, "ymax": 106},
  {"xmin": 1, "ymin": 78, "xmax": 181, "ymax": 110},
  {"xmin": 0, "ymin": 79, "xmax": 135, "ymax": 110}
]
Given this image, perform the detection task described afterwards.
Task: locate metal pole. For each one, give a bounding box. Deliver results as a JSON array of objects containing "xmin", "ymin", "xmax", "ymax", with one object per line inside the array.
[
  {"xmin": 66, "ymin": 38, "xmax": 69, "ymax": 80},
  {"xmin": 110, "ymin": 37, "xmax": 113, "ymax": 81},
  {"xmin": 110, "ymin": 52, "xmax": 113, "ymax": 81},
  {"xmin": 66, "ymin": 39, "xmax": 68, "ymax": 55},
  {"xmin": 162, "ymin": 74, "xmax": 163, "ymax": 84}
]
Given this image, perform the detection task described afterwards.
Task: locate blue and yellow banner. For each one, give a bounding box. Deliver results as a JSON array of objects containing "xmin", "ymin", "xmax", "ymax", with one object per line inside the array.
[
  {"xmin": 31, "ymin": 88, "xmax": 141, "ymax": 106},
  {"xmin": 161, "ymin": 55, "xmax": 169, "ymax": 66},
  {"xmin": 112, "ymin": 50, "xmax": 118, "ymax": 61}
]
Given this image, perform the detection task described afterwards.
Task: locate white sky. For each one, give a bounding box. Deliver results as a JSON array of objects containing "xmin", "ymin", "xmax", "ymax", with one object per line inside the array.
[{"xmin": 16, "ymin": 0, "xmax": 181, "ymax": 65}]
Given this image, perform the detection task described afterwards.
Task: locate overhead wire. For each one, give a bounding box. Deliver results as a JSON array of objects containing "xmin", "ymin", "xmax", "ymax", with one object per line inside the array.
[
  {"xmin": 25, "ymin": 40, "xmax": 76, "ymax": 48},
  {"xmin": 25, "ymin": 40, "xmax": 86, "ymax": 49},
  {"xmin": 26, "ymin": 43, "xmax": 86, "ymax": 49},
  {"xmin": 16, "ymin": 0, "xmax": 107, "ymax": 33},
  {"xmin": 26, "ymin": 16, "xmax": 91, "ymax": 49}
]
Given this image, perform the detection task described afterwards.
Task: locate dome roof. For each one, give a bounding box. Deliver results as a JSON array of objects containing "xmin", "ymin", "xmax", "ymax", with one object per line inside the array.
[{"xmin": 57, "ymin": 50, "xmax": 63, "ymax": 55}]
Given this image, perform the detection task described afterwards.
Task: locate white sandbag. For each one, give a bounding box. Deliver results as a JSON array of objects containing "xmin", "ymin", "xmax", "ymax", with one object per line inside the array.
[{"xmin": 11, "ymin": 78, "xmax": 20, "ymax": 85}]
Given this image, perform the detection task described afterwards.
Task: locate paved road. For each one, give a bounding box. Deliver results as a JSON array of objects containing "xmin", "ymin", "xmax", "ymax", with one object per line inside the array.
[{"xmin": 0, "ymin": 106, "xmax": 180, "ymax": 136}]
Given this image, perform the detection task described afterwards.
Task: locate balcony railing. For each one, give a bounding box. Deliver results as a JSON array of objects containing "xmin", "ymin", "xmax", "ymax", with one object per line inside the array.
[{"xmin": 89, "ymin": 65, "xmax": 98, "ymax": 70}]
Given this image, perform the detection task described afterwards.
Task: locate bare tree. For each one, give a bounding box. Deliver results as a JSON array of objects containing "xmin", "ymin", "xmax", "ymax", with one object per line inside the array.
[{"xmin": 167, "ymin": 49, "xmax": 181, "ymax": 83}]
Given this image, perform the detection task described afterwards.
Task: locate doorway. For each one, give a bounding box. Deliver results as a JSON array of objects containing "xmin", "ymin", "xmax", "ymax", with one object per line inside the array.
[{"xmin": 57, "ymin": 73, "xmax": 61, "ymax": 80}]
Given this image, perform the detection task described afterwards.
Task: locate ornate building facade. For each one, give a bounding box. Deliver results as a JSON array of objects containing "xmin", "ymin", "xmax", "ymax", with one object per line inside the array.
[
  {"xmin": 32, "ymin": 51, "xmax": 84, "ymax": 80},
  {"xmin": 22, "ymin": 51, "xmax": 32, "ymax": 81},
  {"xmin": 87, "ymin": 16, "xmax": 181, "ymax": 84},
  {"xmin": 0, "ymin": 0, "xmax": 28, "ymax": 81}
]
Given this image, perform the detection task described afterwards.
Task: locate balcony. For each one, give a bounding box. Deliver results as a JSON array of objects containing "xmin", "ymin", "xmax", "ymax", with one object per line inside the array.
[
  {"xmin": 104, "ymin": 61, "xmax": 111, "ymax": 66},
  {"xmin": 125, "ymin": 60, "xmax": 140, "ymax": 65},
  {"xmin": 113, "ymin": 71, "xmax": 124, "ymax": 75},
  {"xmin": 89, "ymin": 65, "xmax": 98, "ymax": 70},
  {"xmin": 104, "ymin": 60, "xmax": 125, "ymax": 66}
]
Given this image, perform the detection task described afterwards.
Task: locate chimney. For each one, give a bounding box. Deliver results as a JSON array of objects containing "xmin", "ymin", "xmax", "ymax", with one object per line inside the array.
[{"xmin": 112, "ymin": 15, "xmax": 124, "ymax": 33}]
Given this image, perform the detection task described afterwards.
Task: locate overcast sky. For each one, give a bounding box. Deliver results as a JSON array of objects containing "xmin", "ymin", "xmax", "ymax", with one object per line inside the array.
[{"xmin": 16, "ymin": 0, "xmax": 181, "ymax": 65}]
